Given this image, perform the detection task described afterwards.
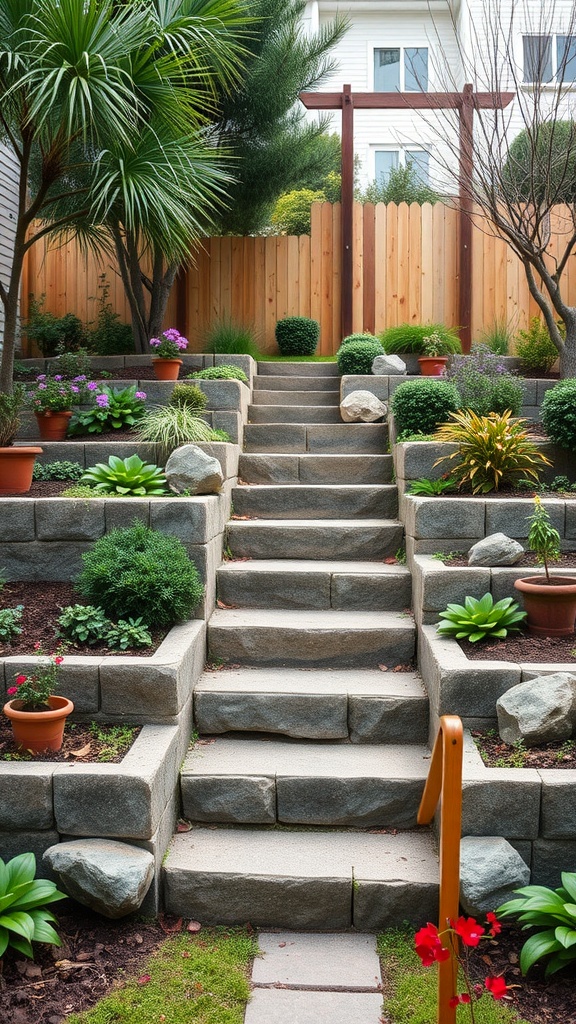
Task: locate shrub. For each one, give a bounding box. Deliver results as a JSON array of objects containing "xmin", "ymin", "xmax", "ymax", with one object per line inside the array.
[
  {"xmin": 54, "ymin": 347, "xmax": 93, "ymax": 379},
  {"xmin": 33, "ymin": 460, "xmax": 83, "ymax": 481},
  {"xmin": 204, "ymin": 319, "xmax": 261, "ymax": 359},
  {"xmin": 271, "ymin": 188, "xmax": 326, "ymax": 234},
  {"xmin": 437, "ymin": 593, "xmax": 526, "ymax": 643},
  {"xmin": 515, "ymin": 317, "xmax": 559, "ymax": 373},
  {"xmin": 106, "ymin": 616, "xmax": 152, "ymax": 650},
  {"xmin": 75, "ymin": 520, "xmax": 204, "ymax": 627},
  {"xmin": 0, "ymin": 386, "xmax": 25, "ymax": 446},
  {"xmin": 87, "ymin": 278, "xmax": 134, "ymax": 355},
  {"xmin": 187, "ymin": 365, "xmax": 248, "ymax": 383},
  {"xmin": 275, "ymin": 316, "xmax": 320, "ymax": 357},
  {"xmin": 358, "ymin": 163, "xmax": 441, "ymax": 205},
  {"xmin": 81, "ymin": 455, "xmax": 168, "ymax": 496},
  {"xmin": 541, "ymin": 378, "xmax": 576, "ymax": 450},
  {"xmin": 434, "ymin": 410, "xmax": 551, "ymax": 493},
  {"xmin": 336, "ymin": 338, "xmax": 385, "ymax": 375},
  {"xmin": 445, "ymin": 344, "xmax": 524, "ymax": 416},
  {"xmin": 0, "ymin": 605, "xmax": 24, "ymax": 642},
  {"xmin": 23, "ymin": 296, "xmax": 86, "ymax": 356},
  {"xmin": 339, "ymin": 332, "xmax": 378, "ymax": 348},
  {"xmin": 391, "ymin": 380, "xmax": 460, "ymax": 436},
  {"xmin": 170, "ymin": 383, "xmax": 208, "ymax": 411},
  {"xmin": 0, "ymin": 852, "xmax": 66, "ymax": 959},
  {"xmin": 379, "ymin": 323, "xmax": 462, "ymax": 355},
  {"xmin": 70, "ymin": 384, "xmax": 147, "ymax": 436},
  {"xmin": 497, "ymin": 871, "xmax": 576, "ymax": 976},
  {"xmin": 135, "ymin": 404, "xmax": 216, "ymax": 456},
  {"xmin": 57, "ymin": 604, "xmax": 111, "ymax": 645}
]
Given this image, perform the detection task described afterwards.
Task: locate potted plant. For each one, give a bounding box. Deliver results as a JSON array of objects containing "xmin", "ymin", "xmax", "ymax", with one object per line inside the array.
[
  {"xmin": 3, "ymin": 649, "xmax": 74, "ymax": 753},
  {"xmin": 0, "ymin": 386, "xmax": 43, "ymax": 494},
  {"xmin": 514, "ymin": 496, "xmax": 576, "ymax": 636},
  {"xmin": 149, "ymin": 328, "xmax": 188, "ymax": 380},
  {"xmin": 26, "ymin": 373, "xmax": 94, "ymax": 440},
  {"xmin": 418, "ymin": 331, "xmax": 452, "ymax": 376}
]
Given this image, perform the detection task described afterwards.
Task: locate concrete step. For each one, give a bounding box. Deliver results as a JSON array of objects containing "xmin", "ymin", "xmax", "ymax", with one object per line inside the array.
[
  {"xmin": 257, "ymin": 362, "xmax": 340, "ymax": 376},
  {"xmin": 216, "ymin": 559, "xmax": 411, "ymax": 610},
  {"xmin": 232, "ymin": 485, "xmax": 398, "ymax": 520},
  {"xmin": 194, "ymin": 668, "xmax": 427, "ymax": 742},
  {"xmin": 248, "ymin": 405, "xmax": 342, "ymax": 424},
  {"xmin": 180, "ymin": 737, "xmax": 429, "ymax": 828},
  {"xmin": 163, "ymin": 827, "xmax": 438, "ymax": 929},
  {"xmin": 253, "ymin": 374, "xmax": 340, "ymax": 392},
  {"xmin": 238, "ymin": 453, "xmax": 393, "ymax": 485},
  {"xmin": 252, "ymin": 389, "xmax": 340, "ymax": 406},
  {"xmin": 226, "ymin": 519, "xmax": 403, "ymax": 560},
  {"xmin": 243, "ymin": 423, "xmax": 388, "ymax": 454},
  {"xmin": 207, "ymin": 608, "xmax": 415, "ymax": 667}
]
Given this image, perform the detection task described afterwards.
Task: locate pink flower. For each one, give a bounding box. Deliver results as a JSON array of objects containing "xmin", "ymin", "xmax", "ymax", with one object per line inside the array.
[
  {"xmin": 15, "ymin": 674, "xmax": 27, "ymax": 685},
  {"xmin": 485, "ymin": 976, "xmax": 507, "ymax": 1000},
  {"xmin": 7, "ymin": 686, "xmax": 18, "ymax": 696},
  {"xmin": 135, "ymin": 391, "xmax": 146, "ymax": 400}
]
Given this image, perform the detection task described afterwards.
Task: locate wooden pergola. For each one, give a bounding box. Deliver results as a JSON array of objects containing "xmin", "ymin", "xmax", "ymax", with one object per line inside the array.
[{"xmin": 299, "ymin": 84, "xmax": 514, "ymax": 350}]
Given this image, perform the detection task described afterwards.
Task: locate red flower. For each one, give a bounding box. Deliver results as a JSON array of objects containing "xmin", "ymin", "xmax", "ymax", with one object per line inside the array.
[
  {"xmin": 485, "ymin": 976, "xmax": 507, "ymax": 999},
  {"xmin": 449, "ymin": 994, "xmax": 471, "ymax": 1008},
  {"xmin": 15, "ymin": 674, "xmax": 27, "ymax": 685},
  {"xmin": 415, "ymin": 923, "xmax": 450, "ymax": 966},
  {"xmin": 33, "ymin": 641, "xmax": 41, "ymax": 650},
  {"xmin": 7, "ymin": 686, "xmax": 17, "ymax": 696},
  {"xmin": 54, "ymin": 656, "xmax": 64, "ymax": 665},
  {"xmin": 454, "ymin": 916, "xmax": 485, "ymax": 947},
  {"xmin": 486, "ymin": 911, "xmax": 502, "ymax": 936}
]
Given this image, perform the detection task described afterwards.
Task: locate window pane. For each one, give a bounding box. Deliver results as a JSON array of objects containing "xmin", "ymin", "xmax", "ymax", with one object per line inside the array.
[
  {"xmin": 405, "ymin": 150, "xmax": 430, "ymax": 185},
  {"xmin": 557, "ymin": 35, "xmax": 576, "ymax": 81},
  {"xmin": 523, "ymin": 36, "xmax": 552, "ymax": 82},
  {"xmin": 375, "ymin": 150, "xmax": 399, "ymax": 184},
  {"xmin": 374, "ymin": 48, "xmax": 400, "ymax": 90},
  {"xmin": 405, "ymin": 47, "xmax": 428, "ymax": 91}
]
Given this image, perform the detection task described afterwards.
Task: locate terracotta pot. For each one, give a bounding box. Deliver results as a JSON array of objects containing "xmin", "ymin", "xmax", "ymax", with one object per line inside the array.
[
  {"xmin": 513, "ymin": 575, "xmax": 576, "ymax": 637},
  {"xmin": 34, "ymin": 410, "xmax": 72, "ymax": 441},
  {"xmin": 152, "ymin": 358, "xmax": 182, "ymax": 381},
  {"xmin": 418, "ymin": 356, "xmax": 449, "ymax": 377},
  {"xmin": 3, "ymin": 695, "xmax": 74, "ymax": 754},
  {"xmin": 0, "ymin": 446, "xmax": 43, "ymax": 494}
]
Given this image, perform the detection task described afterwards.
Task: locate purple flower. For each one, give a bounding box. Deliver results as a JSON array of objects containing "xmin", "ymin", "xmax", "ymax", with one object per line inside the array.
[
  {"xmin": 54, "ymin": 374, "xmax": 63, "ymax": 381},
  {"xmin": 87, "ymin": 381, "xmax": 98, "ymax": 391},
  {"xmin": 96, "ymin": 394, "xmax": 109, "ymax": 407},
  {"xmin": 36, "ymin": 374, "xmax": 46, "ymax": 381},
  {"xmin": 73, "ymin": 375, "xmax": 87, "ymax": 382},
  {"xmin": 163, "ymin": 328, "xmax": 180, "ymax": 341},
  {"xmin": 149, "ymin": 338, "xmax": 161, "ymax": 348},
  {"xmin": 71, "ymin": 385, "xmax": 80, "ymax": 394},
  {"xmin": 135, "ymin": 391, "xmax": 147, "ymax": 400},
  {"xmin": 38, "ymin": 383, "xmax": 47, "ymax": 390},
  {"xmin": 177, "ymin": 337, "xmax": 188, "ymax": 350}
]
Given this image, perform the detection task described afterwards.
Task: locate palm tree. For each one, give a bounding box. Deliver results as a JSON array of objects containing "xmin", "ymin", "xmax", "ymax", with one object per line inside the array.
[{"xmin": 0, "ymin": 0, "xmax": 247, "ymax": 387}]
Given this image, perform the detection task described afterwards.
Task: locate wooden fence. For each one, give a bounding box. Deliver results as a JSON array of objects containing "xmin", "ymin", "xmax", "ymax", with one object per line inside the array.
[{"xmin": 21, "ymin": 203, "xmax": 576, "ymax": 355}]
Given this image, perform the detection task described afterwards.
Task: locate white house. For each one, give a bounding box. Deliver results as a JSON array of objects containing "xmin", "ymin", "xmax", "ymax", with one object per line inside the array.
[
  {"xmin": 304, "ymin": 0, "xmax": 576, "ymax": 190},
  {"xmin": 0, "ymin": 143, "xmax": 19, "ymax": 344}
]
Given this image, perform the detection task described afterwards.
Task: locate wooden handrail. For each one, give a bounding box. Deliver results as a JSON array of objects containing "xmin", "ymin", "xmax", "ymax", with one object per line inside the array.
[{"xmin": 418, "ymin": 715, "xmax": 464, "ymax": 1024}]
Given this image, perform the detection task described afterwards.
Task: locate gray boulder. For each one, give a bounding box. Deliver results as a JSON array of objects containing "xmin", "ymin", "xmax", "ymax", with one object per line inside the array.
[
  {"xmin": 340, "ymin": 390, "xmax": 388, "ymax": 423},
  {"xmin": 468, "ymin": 533, "xmax": 524, "ymax": 566},
  {"xmin": 165, "ymin": 444, "xmax": 223, "ymax": 495},
  {"xmin": 44, "ymin": 839, "xmax": 154, "ymax": 919},
  {"xmin": 496, "ymin": 673, "xmax": 576, "ymax": 746},
  {"xmin": 460, "ymin": 836, "xmax": 530, "ymax": 916},
  {"xmin": 372, "ymin": 354, "xmax": 407, "ymax": 375}
]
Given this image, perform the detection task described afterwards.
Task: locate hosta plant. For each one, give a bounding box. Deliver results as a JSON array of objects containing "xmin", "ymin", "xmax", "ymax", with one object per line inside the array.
[
  {"xmin": 437, "ymin": 593, "xmax": 527, "ymax": 643},
  {"xmin": 0, "ymin": 852, "xmax": 66, "ymax": 958},
  {"xmin": 0, "ymin": 605, "xmax": 24, "ymax": 643},
  {"xmin": 497, "ymin": 872, "xmax": 576, "ymax": 976},
  {"xmin": 57, "ymin": 605, "xmax": 111, "ymax": 646},
  {"xmin": 434, "ymin": 409, "xmax": 550, "ymax": 493},
  {"xmin": 70, "ymin": 384, "xmax": 147, "ymax": 436},
  {"xmin": 80, "ymin": 455, "xmax": 168, "ymax": 496}
]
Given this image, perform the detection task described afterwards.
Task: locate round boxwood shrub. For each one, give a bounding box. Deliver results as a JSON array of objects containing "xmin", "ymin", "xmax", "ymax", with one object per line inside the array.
[
  {"xmin": 391, "ymin": 379, "xmax": 461, "ymax": 436},
  {"xmin": 340, "ymin": 332, "xmax": 378, "ymax": 348},
  {"xmin": 275, "ymin": 316, "xmax": 320, "ymax": 356},
  {"xmin": 75, "ymin": 520, "xmax": 204, "ymax": 627},
  {"xmin": 336, "ymin": 338, "xmax": 385, "ymax": 375},
  {"xmin": 541, "ymin": 378, "xmax": 576, "ymax": 450},
  {"xmin": 380, "ymin": 323, "xmax": 462, "ymax": 355},
  {"xmin": 169, "ymin": 383, "xmax": 208, "ymax": 411}
]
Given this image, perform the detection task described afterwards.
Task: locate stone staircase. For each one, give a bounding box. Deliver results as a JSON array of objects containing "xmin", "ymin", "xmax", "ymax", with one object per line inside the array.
[{"xmin": 163, "ymin": 362, "xmax": 438, "ymax": 930}]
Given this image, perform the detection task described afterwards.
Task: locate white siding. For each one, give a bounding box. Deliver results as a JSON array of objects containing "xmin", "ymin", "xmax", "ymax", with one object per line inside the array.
[{"xmin": 0, "ymin": 142, "xmax": 19, "ymax": 345}]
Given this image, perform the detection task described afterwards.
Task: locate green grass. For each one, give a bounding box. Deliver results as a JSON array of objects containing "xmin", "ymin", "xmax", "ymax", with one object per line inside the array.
[
  {"xmin": 66, "ymin": 927, "xmax": 258, "ymax": 1024},
  {"xmin": 378, "ymin": 930, "xmax": 528, "ymax": 1024}
]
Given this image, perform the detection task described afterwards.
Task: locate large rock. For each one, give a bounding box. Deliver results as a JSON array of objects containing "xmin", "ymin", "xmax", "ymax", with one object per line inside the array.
[
  {"xmin": 372, "ymin": 354, "xmax": 407, "ymax": 375},
  {"xmin": 340, "ymin": 391, "xmax": 387, "ymax": 423},
  {"xmin": 44, "ymin": 839, "xmax": 154, "ymax": 919},
  {"xmin": 496, "ymin": 673, "xmax": 576, "ymax": 746},
  {"xmin": 468, "ymin": 533, "xmax": 524, "ymax": 566},
  {"xmin": 460, "ymin": 836, "xmax": 530, "ymax": 916},
  {"xmin": 165, "ymin": 444, "xmax": 223, "ymax": 495}
]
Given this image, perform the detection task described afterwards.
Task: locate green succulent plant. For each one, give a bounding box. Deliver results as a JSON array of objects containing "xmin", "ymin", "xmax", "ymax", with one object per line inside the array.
[
  {"xmin": 80, "ymin": 455, "xmax": 168, "ymax": 496},
  {"xmin": 436, "ymin": 593, "xmax": 527, "ymax": 643},
  {"xmin": 0, "ymin": 852, "xmax": 66, "ymax": 958},
  {"xmin": 497, "ymin": 872, "xmax": 576, "ymax": 976}
]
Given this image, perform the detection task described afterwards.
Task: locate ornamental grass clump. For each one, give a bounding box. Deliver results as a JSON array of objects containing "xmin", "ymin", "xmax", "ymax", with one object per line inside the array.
[
  {"xmin": 434, "ymin": 409, "xmax": 550, "ymax": 493},
  {"xmin": 437, "ymin": 593, "xmax": 527, "ymax": 643},
  {"xmin": 391, "ymin": 379, "xmax": 461, "ymax": 436},
  {"xmin": 445, "ymin": 344, "xmax": 523, "ymax": 416},
  {"xmin": 380, "ymin": 322, "xmax": 462, "ymax": 354},
  {"xmin": 75, "ymin": 520, "xmax": 204, "ymax": 627},
  {"xmin": 134, "ymin": 404, "xmax": 215, "ymax": 456},
  {"xmin": 515, "ymin": 316, "xmax": 559, "ymax": 374},
  {"xmin": 497, "ymin": 871, "xmax": 576, "ymax": 976}
]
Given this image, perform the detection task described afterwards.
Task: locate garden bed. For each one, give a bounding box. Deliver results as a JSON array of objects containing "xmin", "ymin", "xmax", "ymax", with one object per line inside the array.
[
  {"xmin": 473, "ymin": 730, "xmax": 576, "ymax": 770},
  {"xmin": 460, "ymin": 634, "xmax": 576, "ymax": 664},
  {"xmin": 0, "ymin": 717, "xmax": 141, "ymax": 762}
]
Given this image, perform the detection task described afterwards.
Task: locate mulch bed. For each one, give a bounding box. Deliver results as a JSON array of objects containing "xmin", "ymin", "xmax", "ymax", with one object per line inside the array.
[
  {"xmin": 472, "ymin": 730, "xmax": 576, "ymax": 769},
  {"xmin": 0, "ymin": 717, "xmax": 140, "ymax": 763},
  {"xmin": 445, "ymin": 552, "xmax": 576, "ymax": 568},
  {"xmin": 0, "ymin": 581, "xmax": 168, "ymax": 658},
  {"xmin": 459, "ymin": 632, "xmax": 576, "ymax": 664},
  {"xmin": 14, "ymin": 367, "xmax": 191, "ymax": 382}
]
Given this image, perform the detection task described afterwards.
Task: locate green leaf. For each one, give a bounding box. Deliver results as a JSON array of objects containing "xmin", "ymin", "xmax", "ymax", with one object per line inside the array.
[
  {"xmin": 0, "ymin": 927, "xmax": 8, "ymax": 957},
  {"xmin": 561, "ymin": 873, "xmax": 576, "ymax": 902},
  {"xmin": 0, "ymin": 911, "xmax": 35, "ymax": 941},
  {"xmin": 6, "ymin": 853, "xmax": 35, "ymax": 891},
  {"xmin": 520, "ymin": 929, "xmax": 559, "ymax": 974},
  {"xmin": 555, "ymin": 926, "xmax": 576, "ymax": 948},
  {"xmin": 8, "ymin": 933, "xmax": 34, "ymax": 959}
]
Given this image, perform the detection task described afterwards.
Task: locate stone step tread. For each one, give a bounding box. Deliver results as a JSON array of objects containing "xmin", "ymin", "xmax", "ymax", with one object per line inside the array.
[
  {"xmin": 228, "ymin": 518, "xmax": 399, "ymax": 529},
  {"xmin": 252, "ymin": 390, "xmax": 340, "ymax": 405},
  {"xmin": 226, "ymin": 520, "xmax": 405, "ymax": 562},
  {"xmin": 248, "ymin": 406, "xmax": 343, "ymax": 424},
  {"xmin": 238, "ymin": 453, "xmax": 393, "ymax": 485},
  {"xmin": 196, "ymin": 668, "xmax": 423, "ymax": 697},
  {"xmin": 243, "ymin": 423, "xmax": 387, "ymax": 456},
  {"xmin": 208, "ymin": 608, "xmax": 414, "ymax": 629},
  {"xmin": 165, "ymin": 827, "xmax": 437, "ymax": 883},
  {"xmin": 253, "ymin": 376, "xmax": 341, "ymax": 391},
  {"xmin": 231, "ymin": 485, "xmax": 398, "ymax": 520},
  {"xmin": 218, "ymin": 558, "xmax": 409, "ymax": 577},
  {"xmin": 182, "ymin": 737, "xmax": 430, "ymax": 779},
  {"xmin": 233, "ymin": 484, "xmax": 394, "ymax": 495},
  {"xmin": 257, "ymin": 363, "xmax": 340, "ymax": 376}
]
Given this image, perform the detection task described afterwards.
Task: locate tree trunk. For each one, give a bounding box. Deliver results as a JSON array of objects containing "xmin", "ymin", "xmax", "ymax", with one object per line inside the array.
[
  {"xmin": 0, "ymin": 243, "xmax": 26, "ymax": 394},
  {"xmin": 560, "ymin": 321, "xmax": 576, "ymax": 378}
]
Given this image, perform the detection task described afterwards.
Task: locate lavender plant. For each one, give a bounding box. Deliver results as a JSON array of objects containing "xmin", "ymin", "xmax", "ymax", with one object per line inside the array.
[{"xmin": 445, "ymin": 344, "xmax": 523, "ymax": 417}]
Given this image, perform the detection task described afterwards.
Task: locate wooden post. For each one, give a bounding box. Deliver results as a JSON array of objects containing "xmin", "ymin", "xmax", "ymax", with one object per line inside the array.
[
  {"xmin": 341, "ymin": 85, "xmax": 354, "ymax": 341},
  {"xmin": 458, "ymin": 84, "xmax": 474, "ymax": 352}
]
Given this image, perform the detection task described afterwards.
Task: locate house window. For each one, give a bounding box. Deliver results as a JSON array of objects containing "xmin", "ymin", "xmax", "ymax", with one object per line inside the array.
[
  {"xmin": 523, "ymin": 34, "xmax": 576, "ymax": 82},
  {"xmin": 375, "ymin": 149, "xmax": 430, "ymax": 186},
  {"xmin": 373, "ymin": 47, "xmax": 428, "ymax": 92}
]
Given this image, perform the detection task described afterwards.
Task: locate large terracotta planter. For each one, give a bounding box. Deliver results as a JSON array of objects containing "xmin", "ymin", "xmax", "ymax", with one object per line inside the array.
[
  {"xmin": 418, "ymin": 356, "xmax": 449, "ymax": 377},
  {"xmin": 3, "ymin": 695, "xmax": 74, "ymax": 754},
  {"xmin": 34, "ymin": 410, "xmax": 72, "ymax": 441},
  {"xmin": 152, "ymin": 358, "xmax": 182, "ymax": 381},
  {"xmin": 513, "ymin": 575, "xmax": 576, "ymax": 637},
  {"xmin": 0, "ymin": 446, "xmax": 43, "ymax": 494}
]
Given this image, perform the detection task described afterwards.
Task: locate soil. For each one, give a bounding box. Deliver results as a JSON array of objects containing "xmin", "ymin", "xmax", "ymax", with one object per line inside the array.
[
  {"xmin": 0, "ymin": 717, "xmax": 140, "ymax": 763},
  {"xmin": 446, "ymin": 552, "xmax": 576, "ymax": 568},
  {"xmin": 14, "ymin": 367, "xmax": 189, "ymax": 382},
  {"xmin": 0, "ymin": 581, "xmax": 169, "ymax": 657},
  {"xmin": 472, "ymin": 729, "xmax": 576, "ymax": 770},
  {"xmin": 458, "ymin": 632, "xmax": 576, "ymax": 664}
]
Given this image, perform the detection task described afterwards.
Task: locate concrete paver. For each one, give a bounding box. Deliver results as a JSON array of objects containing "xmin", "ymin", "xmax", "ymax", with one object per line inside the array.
[
  {"xmin": 253, "ymin": 932, "xmax": 381, "ymax": 989},
  {"xmin": 245, "ymin": 989, "xmax": 383, "ymax": 1024}
]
